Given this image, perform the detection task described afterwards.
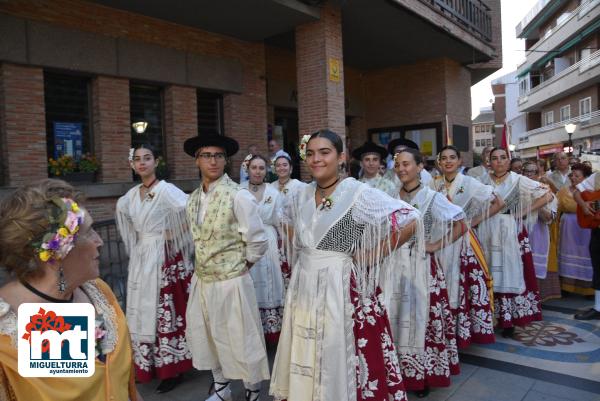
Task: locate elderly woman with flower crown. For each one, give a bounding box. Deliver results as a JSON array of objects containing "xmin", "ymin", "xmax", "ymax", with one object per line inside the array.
[
  {"xmin": 0, "ymin": 179, "xmax": 142, "ymax": 401},
  {"xmin": 116, "ymin": 144, "xmax": 193, "ymax": 393}
]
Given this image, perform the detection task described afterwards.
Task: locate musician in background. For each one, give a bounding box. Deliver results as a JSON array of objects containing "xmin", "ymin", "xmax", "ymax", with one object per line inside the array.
[{"xmin": 573, "ymin": 171, "xmax": 600, "ymax": 320}]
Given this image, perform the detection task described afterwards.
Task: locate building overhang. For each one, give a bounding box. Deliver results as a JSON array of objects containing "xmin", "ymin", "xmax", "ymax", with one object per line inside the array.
[
  {"xmin": 91, "ymin": 0, "xmax": 497, "ymax": 75},
  {"xmin": 89, "ymin": 0, "xmax": 321, "ymax": 42}
]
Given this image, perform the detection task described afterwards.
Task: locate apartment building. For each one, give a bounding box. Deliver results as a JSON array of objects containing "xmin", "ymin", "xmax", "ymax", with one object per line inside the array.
[
  {"xmin": 472, "ymin": 107, "xmax": 495, "ymax": 154},
  {"xmin": 516, "ymin": 0, "xmax": 600, "ymax": 160}
]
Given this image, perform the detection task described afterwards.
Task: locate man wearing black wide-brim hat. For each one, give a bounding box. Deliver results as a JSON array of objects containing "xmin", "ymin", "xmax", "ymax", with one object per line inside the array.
[
  {"xmin": 352, "ymin": 141, "xmax": 398, "ymax": 197},
  {"xmin": 183, "ymin": 133, "xmax": 269, "ymax": 401},
  {"xmin": 384, "ymin": 137, "xmax": 433, "ymax": 187}
]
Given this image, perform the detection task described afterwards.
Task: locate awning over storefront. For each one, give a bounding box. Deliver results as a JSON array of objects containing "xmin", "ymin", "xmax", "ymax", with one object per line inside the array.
[
  {"xmin": 538, "ymin": 143, "xmax": 564, "ymax": 156},
  {"xmin": 519, "ymin": 148, "xmax": 538, "ymax": 159}
]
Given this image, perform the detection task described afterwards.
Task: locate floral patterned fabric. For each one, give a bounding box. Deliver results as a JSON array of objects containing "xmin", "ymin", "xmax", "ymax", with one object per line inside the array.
[
  {"xmin": 132, "ymin": 253, "xmax": 193, "ymax": 382},
  {"xmin": 399, "ymin": 258, "xmax": 460, "ymax": 391},
  {"xmin": 352, "ymin": 285, "xmax": 407, "ymax": 401},
  {"xmin": 494, "ymin": 229, "xmax": 543, "ymax": 328},
  {"xmin": 454, "ymin": 241, "xmax": 495, "ymax": 348}
]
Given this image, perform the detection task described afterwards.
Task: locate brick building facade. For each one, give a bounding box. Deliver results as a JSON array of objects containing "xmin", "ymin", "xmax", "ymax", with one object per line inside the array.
[{"xmin": 0, "ymin": 0, "xmax": 501, "ymax": 221}]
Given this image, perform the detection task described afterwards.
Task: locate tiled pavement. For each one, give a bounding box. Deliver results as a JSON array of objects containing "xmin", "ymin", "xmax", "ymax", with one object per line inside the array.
[
  {"xmin": 139, "ymin": 295, "xmax": 600, "ymax": 401},
  {"xmin": 138, "ymin": 360, "xmax": 600, "ymax": 401}
]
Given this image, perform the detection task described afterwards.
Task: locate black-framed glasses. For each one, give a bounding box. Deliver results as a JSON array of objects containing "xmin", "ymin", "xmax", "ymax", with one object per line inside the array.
[
  {"xmin": 195, "ymin": 152, "xmax": 226, "ymax": 161},
  {"xmin": 523, "ymin": 169, "xmax": 538, "ymax": 175}
]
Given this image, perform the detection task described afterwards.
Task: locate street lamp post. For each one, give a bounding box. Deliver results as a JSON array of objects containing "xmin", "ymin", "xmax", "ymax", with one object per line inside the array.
[{"xmin": 564, "ymin": 123, "xmax": 576, "ymax": 155}]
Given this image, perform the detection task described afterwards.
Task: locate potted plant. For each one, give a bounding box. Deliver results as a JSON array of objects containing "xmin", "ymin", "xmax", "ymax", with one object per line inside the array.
[{"xmin": 48, "ymin": 153, "xmax": 99, "ymax": 183}]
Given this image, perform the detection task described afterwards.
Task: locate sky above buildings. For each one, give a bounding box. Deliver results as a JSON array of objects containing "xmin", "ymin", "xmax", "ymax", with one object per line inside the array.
[{"xmin": 470, "ymin": 0, "xmax": 539, "ymax": 119}]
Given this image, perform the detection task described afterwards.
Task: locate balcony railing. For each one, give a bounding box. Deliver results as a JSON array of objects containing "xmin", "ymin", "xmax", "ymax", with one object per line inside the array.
[
  {"xmin": 518, "ymin": 49, "xmax": 600, "ymax": 105},
  {"xmin": 420, "ymin": 0, "xmax": 492, "ymax": 42},
  {"xmin": 522, "ymin": 109, "xmax": 600, "ymax": 140},
  {"xmin": 516, "ymin": 0, "xmax": 552, "ymax": 36},
  {"xmin": 521, "ymin": 0, "xmax": 598, "ymax": 61}
]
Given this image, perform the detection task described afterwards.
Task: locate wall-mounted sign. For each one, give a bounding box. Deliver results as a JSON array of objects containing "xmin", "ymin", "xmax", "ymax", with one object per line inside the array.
[
  {"xmin": 329, "ymin": 58, "xmax": 341, "ymax": 82},
  {"xmin": 53, "ymin": 122, "xmax": 83, "ymax": 160}
]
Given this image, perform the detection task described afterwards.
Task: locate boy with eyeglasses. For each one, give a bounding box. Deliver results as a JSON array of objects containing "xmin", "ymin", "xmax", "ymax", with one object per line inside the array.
[{"xmin": 183, "ymin": 134, "xmax": 270, "ymax": 401}]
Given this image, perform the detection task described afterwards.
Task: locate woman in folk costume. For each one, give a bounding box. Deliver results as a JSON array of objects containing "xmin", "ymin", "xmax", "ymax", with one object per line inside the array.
[
  {"xmin": 385, "ymin": 148, "xmax": 464, "ymax": 398},
  {"xmin": 241, "ymin": 154, "xmax": 286, "ymax": 342},
  {"xmin": 116, "ymin": 144, "xmax": 193, "ymax": 392},
  {"xmin": 269, "ymin": 154, "xmax": 307, "ymax": 288},
  {"xmin": 521, "ymin": 161, "xmax": 560, "ymax": 301},
  {"xmin": 429, "ymin": 145, "xmax": 504, "ymax": 348},
  {"xmin": 270, "ymin": 130, "xmax": 421, "ymax": 401},
  {"xmin": 557, "ymin": 163, "xmax": 595, "ymax": 296},
  {"xmin": 478, "ymin": 148, "xmax": 553, "ymax": 338},
  {"xmin": 270, "ymin": 154, "xmax": 307, "ymax": 199}
]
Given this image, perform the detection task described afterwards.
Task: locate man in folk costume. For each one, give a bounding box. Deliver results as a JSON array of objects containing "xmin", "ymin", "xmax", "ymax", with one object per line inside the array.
[
  {"xmin": 384, "ymin": 138, "xmax": 433, "ymax": 186},
  {"xmin": 544, "ymin": 152, "xmax": 571, "ymax": 193},
  {"xmin": 573, "ymin": 171, "xmax": 600, "ymax": 320},
  {"xmin": 468, "ymin": 146, "xmax": 492, "ymax": 181},
  {"xmin": 183, "ymin": 134, "xmax": 270, "ymax": 401},
  {"xmin": 354, "ymin": 141, "xmax": 398, "ymax": 196}
]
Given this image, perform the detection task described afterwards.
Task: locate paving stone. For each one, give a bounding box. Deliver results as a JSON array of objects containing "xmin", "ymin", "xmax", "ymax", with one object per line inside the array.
[
  {"xmin": 447, "ymin": 366, "xmax": 534, "ymax": 401},
  {"xmin": 522, "ymin": 390, "xmax": 575, "ymax": 401},
  {"xmin": 532, "ymin": 380, "xmax": 600, "ymax": 400}
]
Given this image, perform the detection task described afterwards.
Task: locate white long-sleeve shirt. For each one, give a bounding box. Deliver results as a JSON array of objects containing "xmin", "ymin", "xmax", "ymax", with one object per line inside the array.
[{"xmin": 198, "ymin": 177, "xmax": 268, "ymax": 263}]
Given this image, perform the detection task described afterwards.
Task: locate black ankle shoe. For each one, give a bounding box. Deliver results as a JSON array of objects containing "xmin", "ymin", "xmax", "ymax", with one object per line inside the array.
[
  {"xmin": 501, "ymin": 327, "xmax": 515, "ymax": 338},
  {"xmin": 155, "ymin": 375, "xmax": 182, "ymax": 393},
  {"xmin": 416, "ymin": 386, "xmax": 430, "ymax": 398},
  {"xmin": 574, "ymin": 308, "xmax": 600, "ymax": 320}
]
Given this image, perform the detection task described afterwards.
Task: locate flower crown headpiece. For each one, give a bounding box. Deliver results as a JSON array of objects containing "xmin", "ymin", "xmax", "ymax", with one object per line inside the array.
[
  {"xmin": 393, "ymin": 152, "xmax": 401, "ymax": 164},
  {"xmin": 32, "ymin": 197, "xmax": 85, "ymax": 263},
  {"xmin": 299, "ymin": 135, "xmax": 311, "ymax": 161},
  {"xmin": 242, "ymin": 154, "xmax": 253, "ymax": 172}
]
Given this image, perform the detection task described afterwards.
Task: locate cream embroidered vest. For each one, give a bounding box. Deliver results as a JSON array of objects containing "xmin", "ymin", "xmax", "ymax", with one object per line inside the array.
[{"xmin": 186, "ymin": 175, "xmax": 247, "ymax": 282}]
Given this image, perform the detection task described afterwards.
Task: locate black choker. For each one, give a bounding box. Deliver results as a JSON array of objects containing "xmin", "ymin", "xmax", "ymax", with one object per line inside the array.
[
  {"xmin": 21, "ymin": 281, "xmax": 74, "ymax": 303},
  {"xmin": 317, "ymin": 177, "xmax": 340, "ymax": 190},
  {"xmin": 403, "ymin": 183, "xmax": 421, "ymax": 194},
  {"xmin": 492, "ymin": 171, "xmax": 509, "ymax": 182},
  {"xmin": 445, "ymin": 175, "xmax": 456, "ymax": 184},
  {"xmin": 142, "ymin": 178, "xmax": 158, "ymax": 189}
]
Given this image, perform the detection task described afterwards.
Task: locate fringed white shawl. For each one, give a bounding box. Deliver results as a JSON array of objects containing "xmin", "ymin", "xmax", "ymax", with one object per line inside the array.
[
  {"xmin": 115, "ymin": 181, "xmax": 193, "ymax": 342},
  {"xmin": 478, "ymin": 172, "xmax": 551, "ymax": 293},
  {"xmin": 430, "ymin": 174, "xmax": 493, "ymax": 308}
]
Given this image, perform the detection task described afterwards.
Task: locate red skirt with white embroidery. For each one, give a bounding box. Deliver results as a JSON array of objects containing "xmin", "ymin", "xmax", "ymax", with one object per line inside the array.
[
  {"xmin": 132, "ymin": 252, "xmax": 193, "ymax": 382},
  {"xmin": 453, "ymin": 242, "xmax": 495, "ymax": 348},
  {"xmin": 494, "ymin": 228, "xmax": 543, "ymax": 328},
  {"xmin": 399, "ymin": 258, "xmax": 460, "ymax": 391},
  {"xmin": 351, "ymin": 284, "xmax": 408, "ymax": 401}
]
